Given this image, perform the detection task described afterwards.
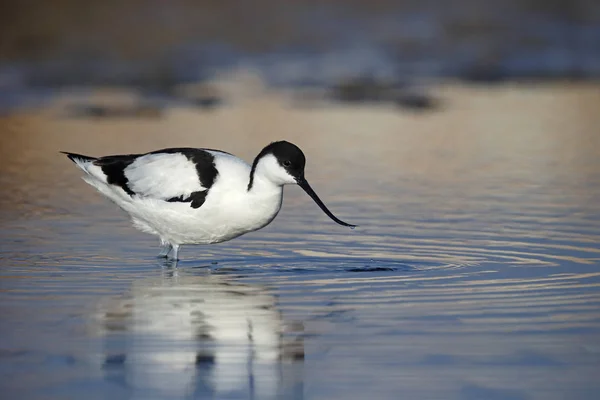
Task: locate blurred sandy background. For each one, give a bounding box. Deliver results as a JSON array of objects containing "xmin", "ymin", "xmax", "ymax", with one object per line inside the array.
[{"xmin": 1, "ymin": 0, "xmax": 599, "ymax": 217}]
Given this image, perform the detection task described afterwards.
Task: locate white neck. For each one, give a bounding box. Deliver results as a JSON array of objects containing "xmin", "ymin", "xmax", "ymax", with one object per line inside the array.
[
  {"xmin": 247, "ymin": 172, "xmax": 283, "ymax": 198},
  {"xmin": 242, "ymin": 160, "xmax": 285, "ymax": 230},
  {"xmin": 247, "ymin": 154, "xmax": 295, "ymax": 193}
]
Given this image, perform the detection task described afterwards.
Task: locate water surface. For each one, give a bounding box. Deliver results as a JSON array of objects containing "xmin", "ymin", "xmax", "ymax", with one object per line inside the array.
[{"xmin": 1, "ymin": 84, "xmax": 600, "ymax": 399}]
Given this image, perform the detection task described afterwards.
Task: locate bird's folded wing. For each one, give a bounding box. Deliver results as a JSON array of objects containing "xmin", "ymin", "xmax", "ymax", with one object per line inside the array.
[
  {"xmin": 125, "ymin": 152, "xmax": 206, "ymax": 199},
  {"xmin": 95, "ymin": 149, "xmax": 217, "ymax": 202}
]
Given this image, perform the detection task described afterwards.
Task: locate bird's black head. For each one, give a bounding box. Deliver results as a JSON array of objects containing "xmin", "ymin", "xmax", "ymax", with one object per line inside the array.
[
  {"xmin": 249, "ymin": 141, "xmax": 306, "ymax": 188},
  {"xmin": 268, "ymin": 141, "xmax": 306, "ymax": 180},
  {"xmin": 249, "ymin": 140, "xmax": 356, "ymax": 228}
]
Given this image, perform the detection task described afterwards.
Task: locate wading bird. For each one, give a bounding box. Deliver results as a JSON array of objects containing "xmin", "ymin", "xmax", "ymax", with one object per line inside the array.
[{"xmin": 63, "ymin": 141, "xmax": 355, "ymax": 261}]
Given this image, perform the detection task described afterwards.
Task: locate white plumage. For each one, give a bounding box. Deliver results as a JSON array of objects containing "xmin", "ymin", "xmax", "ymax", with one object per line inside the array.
[
  {"xmin": 126, "ymin": 153, "xmax": 206, "ymax": 199},
  {"xmin": 63, "ymin": 141, "xmax": 355, "ymax": 261}
]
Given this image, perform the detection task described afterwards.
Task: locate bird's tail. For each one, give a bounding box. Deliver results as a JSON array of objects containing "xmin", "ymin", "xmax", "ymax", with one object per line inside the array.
[
  {"xmin": 61, "ymin": 151, "xmax": 99, "ymax": 174},
  {"xmin": 61, "ymin": 151, "xmax": 97, "ymax": 164}
]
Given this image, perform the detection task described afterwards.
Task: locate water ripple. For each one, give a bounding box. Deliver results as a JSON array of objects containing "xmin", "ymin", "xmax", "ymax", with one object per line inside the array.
[{"xmin": 2, "ymin": 87, "xmax": 600, "ymax": 398}]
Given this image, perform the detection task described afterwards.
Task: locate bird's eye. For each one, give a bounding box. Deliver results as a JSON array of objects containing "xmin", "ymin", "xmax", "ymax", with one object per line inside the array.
[{"xmin": 283, "ymin": 160, "xmax": 292, "ymax": 167}]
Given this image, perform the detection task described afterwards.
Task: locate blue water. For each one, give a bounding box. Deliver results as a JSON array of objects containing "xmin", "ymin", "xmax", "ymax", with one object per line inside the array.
[{"xmin": 1, "ymin": 85, "xmax": 600, "ymax": 399}]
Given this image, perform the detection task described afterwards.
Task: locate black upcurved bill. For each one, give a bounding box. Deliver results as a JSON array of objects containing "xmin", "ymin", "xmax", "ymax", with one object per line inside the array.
[{"xmin": 297, "ymin": 178, "xmax": 356, "ymax": 228}]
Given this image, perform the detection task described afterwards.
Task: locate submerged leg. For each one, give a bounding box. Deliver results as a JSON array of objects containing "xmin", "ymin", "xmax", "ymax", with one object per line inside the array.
[
  {"xmin": 167, "ymin": 244, "xmax": 180, "ymax": 261},
  {"xmin": 157, "ymin": 240, "xmax": 173, "ymax": 258}
]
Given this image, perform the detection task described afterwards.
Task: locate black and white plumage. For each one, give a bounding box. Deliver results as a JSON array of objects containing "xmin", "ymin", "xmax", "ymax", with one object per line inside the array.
[{"xmin": 62, "ymin": 141, "xmax": 355, "ymax": 261}]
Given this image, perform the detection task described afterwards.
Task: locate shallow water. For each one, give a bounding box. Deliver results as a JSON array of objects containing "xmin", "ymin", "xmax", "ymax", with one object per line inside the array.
[{"xmin": 1, "ymin": 84, "xmax": 600, "ymax": 399}]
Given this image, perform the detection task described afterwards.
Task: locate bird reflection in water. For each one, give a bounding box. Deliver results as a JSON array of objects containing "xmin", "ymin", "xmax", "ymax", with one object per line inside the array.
[{"xmin": 89, "ymin": 269, "xmax": 305, "ymax": 399}]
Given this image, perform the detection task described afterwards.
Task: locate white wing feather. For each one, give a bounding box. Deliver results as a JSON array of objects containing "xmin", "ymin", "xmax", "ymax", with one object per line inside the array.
[{"xmin": 124, "ymin": 153, "xmax": 205, "ymax": 199}]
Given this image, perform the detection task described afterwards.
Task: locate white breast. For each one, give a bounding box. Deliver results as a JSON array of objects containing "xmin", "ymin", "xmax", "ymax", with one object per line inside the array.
[{"xmin": 198, "ymin": 152, "xmax": 284, "ymax": 241}]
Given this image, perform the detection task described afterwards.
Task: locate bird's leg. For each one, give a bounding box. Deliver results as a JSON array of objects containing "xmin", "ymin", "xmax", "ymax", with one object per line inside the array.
[
  {"xmin": 157, "ymin": 240, "xmax": 173, "ymax": 258},
  {"xmin": 168, "ymin": 244, "xmax": 180, "ymax": 261}
]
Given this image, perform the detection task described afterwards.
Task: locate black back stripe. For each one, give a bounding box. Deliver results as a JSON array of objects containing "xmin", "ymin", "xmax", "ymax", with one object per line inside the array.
[{"xmin": 188, "ymin": 151, "xmax": 218, "ymax": 189}]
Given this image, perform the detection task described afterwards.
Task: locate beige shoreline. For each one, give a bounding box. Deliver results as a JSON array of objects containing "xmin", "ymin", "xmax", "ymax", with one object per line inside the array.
[{"xmin": 1, "ymin": 81, "xmax": 599, "ymax": 216}]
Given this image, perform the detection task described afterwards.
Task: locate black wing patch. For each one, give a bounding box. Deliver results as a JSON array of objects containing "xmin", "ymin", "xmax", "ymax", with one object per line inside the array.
[
  {"xmin": 166, "ymin": 190, "xmax": 208, "ymax": 209},
  {"xmin": 95, "ymin": 155, "xmax": 138, "ymax": 196}
]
